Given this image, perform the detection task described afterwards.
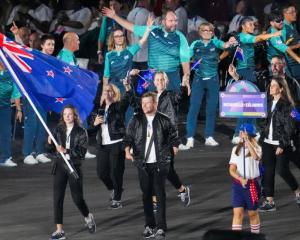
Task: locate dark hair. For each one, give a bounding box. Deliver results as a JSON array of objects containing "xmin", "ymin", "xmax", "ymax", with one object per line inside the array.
[
  {"xmin": 268, "ymin": 11, "xmax": 283, "ymax": 22},
  {"xmin": 58, "ymin": 104, "xmax": 81, "ymax": 129},
  {"xmin": 141, "ymin": 92, "xmax": 157, "ymax": 102},
  {"xmin": 282, "ymin": 2, "xmax": 296, "ymax": 13},
  {"xmin": 238, "ymin": 16, "xmax": 255, "ymax": 32},
  {"xmin": 271, "ymin": 76, "xmax": 295, "ymax": 106},
  {"xmin": 40, "ymin": 34, "xmax": 55, "ymax": 45}
]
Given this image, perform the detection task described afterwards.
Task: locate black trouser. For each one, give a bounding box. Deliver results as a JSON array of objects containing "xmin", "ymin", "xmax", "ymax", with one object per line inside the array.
[
  {"xmin": 262, "ymin": 142, "xmax": 299, "ymax": 197},
  {"xmin": 138, "ymin": 163, "xmax": 169, "ymax": 231},
  {"xmin": 167, "ymin": 154, "xmax": 182, "ymax": 190},
  {"xmin": 96, "ymin": 142, "xmax": 125, "ymax": 201},
  {"xmin": 53, "ymin": 161, "xmax": 89, "ymax": 224}
]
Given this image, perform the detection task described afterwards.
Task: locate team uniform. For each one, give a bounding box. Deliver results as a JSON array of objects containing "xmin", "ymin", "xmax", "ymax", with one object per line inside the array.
[
  {"xmin": 103, "ymin": 43, "xmax": 141, "ymax": 93},
  {"xmin": 133, "ymin": 25, "xmax": 190, "ymax": 90},
  {"xmin": 282, "ymin": 20, "xmax": 300, "ymax": 82},
  {"xmin": 186, "ymin": 37, "xmax": 224, "ymax": 139}
]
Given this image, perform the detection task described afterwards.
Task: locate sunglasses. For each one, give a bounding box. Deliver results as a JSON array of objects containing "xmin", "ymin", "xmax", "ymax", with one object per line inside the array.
[{"xmin": 274, "ymin": 18, "xmax": 283, "ymax": 23}]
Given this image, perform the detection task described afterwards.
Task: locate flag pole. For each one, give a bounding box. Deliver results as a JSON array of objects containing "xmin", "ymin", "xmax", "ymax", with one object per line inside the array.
[
  {"xmin": 0, "ymin": 49, "xmax": 79, "ymax": 179},
  {"xmin": 231, "ymin": 46, "xmax": 238, "ymax": 65}
]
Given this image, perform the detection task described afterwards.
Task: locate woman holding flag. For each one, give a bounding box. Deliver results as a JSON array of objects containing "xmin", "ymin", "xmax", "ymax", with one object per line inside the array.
[
  {"xmin": 102, "ymin": 15, "xmax": 153, "ymax": 94},
  {"xmin": 231, "ymin": 16, "xmax": 282, "ymax": 144},
  {"xmin": 179, "ymin": 22, "xmax": 237, "ymax": 149}
]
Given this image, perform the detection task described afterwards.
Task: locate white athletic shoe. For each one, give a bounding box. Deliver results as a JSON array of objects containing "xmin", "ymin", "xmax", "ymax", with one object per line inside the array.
[
  {"xmin": 24, "ymin": 155, "xmax": 38, "ymax": 165},
  {"xmin": 36, "ymin": 154, "xmax": 51, "ymax": 163},
  {"xmin": 231, "ymin": 136, "xmax": 240, "ymax": 145},
  {"xmin": 85, "ymin": 151, "xmax": 96, "ymax": 159},
  {"xmin": 178, "ymin": 137, "xmax": 194, "ymax": 150},
  {"xmin": 0, "ymin": 157, "xmax": 17, "ymax": 167},
  {"xmin": 205, "ymin": 137, "xmax": 219, "ymax": 146}
]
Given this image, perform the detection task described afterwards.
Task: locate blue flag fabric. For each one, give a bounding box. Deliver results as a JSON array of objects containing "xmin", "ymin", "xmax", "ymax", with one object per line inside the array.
[
  {"xmin": 0, "ymin": 33, "xmax": 98, "ymax": 121},
  {"xmin": 136, "ymin": 70, "xmax": 154, "ymax": 95},
  {"xmin": 235, "ymin": 46, "xmax": 245, "ymax": 62}
]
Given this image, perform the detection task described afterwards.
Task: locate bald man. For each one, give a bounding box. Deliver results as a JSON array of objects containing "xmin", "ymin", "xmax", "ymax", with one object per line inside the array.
[
  {"xmin": 57, "ymin": 32, "xmax": 80, "ymax": 66},
  {"xmin": 103, "ymin": 7, "xmax": 190, "ymax": 91}
]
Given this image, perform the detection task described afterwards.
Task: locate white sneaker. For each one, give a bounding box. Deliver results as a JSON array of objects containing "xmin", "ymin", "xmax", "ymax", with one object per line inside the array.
[
  {"xmin": 85, "ymin": 151, "xmax": 96, "ymax": 159},
  {"xmin": 186, "ymin": 137, "xmax": 194, "ymax": 148},
  {"xmin": 24, "ymin": 155, "xmax": 39, "ymax": 165},
  {"xmin": 0, "ymin": 157, "xmax": 17, "ymax": 167},
  {"xmin": 178, "ymin": 144, "xmax": 190, "ymax": 150},
  {"xmin": 231, "ymin": 136, "xmax": 240, "ymax": 144},
  {"xmin": 178, "ymin": 137, "xmax": 194, "ymax": 150},
  {"xmin": 205, "ymin": 137, "xmax": 219, "ymax": 146},
  {"xmin": 36, "ymin": 154, "xmax": 51, "ymax": 163}
]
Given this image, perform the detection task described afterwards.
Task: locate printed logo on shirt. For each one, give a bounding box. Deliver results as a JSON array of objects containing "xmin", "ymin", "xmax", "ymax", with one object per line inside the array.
[
  {"xmin": 124, "ymin": 55, "xmax": 129, "ymax": 60},
  {"xmin": 167, "ymin": 41, "xmax": 173, "ymax": 45},
  {"xmin": 111, "ymin": 61, "xmax": 115, "ymax": 64},
  {"xmin": 164, "ymin": 33, "xmax": 168, "ymax": 38},
  {"xmin": 210, "ymin": 48, "xmax": 216, "ymax": 52},
  {"xmin": 151, "ymin": 31, "xmax": 159, "ymax": 38},
  {"xmin": 276, "ymin": 40, "xmax": 283, "ymax": 44}
]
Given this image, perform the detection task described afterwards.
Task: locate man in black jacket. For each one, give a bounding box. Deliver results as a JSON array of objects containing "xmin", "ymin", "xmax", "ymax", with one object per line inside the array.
[{"xmin": 124, "ymin": 92, "xmax": 179, "ymax": 240}]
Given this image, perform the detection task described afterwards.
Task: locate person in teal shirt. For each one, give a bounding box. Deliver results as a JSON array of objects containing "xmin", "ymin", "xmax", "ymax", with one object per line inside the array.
[
  {"xmin": 102, "ymin": 7, "xmax": 191, "ymax": 92},
  {"xmin": 179, "ymin": 22, "xmax": 237, "ymax": 149},
  {"xmin": 103, "ymin": 16, "xmax": 153, "ymax": 93},
  {"xmin": 97, "ymin": 0, "xmax": 124, "ymax": 64},
  {"xmin": 57, "ymin": 32, "xmax": 80, "ymax": 66},
  {"xmin": 0, "ymin": 61, "xmax": 22, "ymax": 167},
  {"xmin": 282, "ymin": 3, "xmax": 300, "ymax": 83},
  {"xmin": 231, "ymin": 16, "xmax": 282, "ymax": 144},
  {"xmin": 266, "ymin": 12, "xmax": 300, "ymax": 64},
  {"xmin": 103, "ymin": 16, "xmax": 153, "ymax": 123}
]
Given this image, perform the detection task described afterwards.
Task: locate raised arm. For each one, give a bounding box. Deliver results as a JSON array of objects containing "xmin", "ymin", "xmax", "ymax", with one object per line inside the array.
[
  {"xmin": 138, "ymin": 15, "xmax": 154, "ymax": 46},
  {"xmin": 255, "ymin": 30, "xmax": 281, "ymax": 43},
  {"xmin": 102, "ymin": 7, "xmax": 134, "ymax": 32}
]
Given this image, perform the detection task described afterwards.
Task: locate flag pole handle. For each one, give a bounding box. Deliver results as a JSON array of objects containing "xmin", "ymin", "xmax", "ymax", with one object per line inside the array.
[{"xmin": 0, "ymin": 49, "xmax": 78, "ymax": 179}]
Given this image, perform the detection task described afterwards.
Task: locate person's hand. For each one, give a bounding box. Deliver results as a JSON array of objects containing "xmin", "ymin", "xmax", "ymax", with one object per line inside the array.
[
  {"xmin": 146, "ymin": 14, "xmax": 154, "ymax": 28},
  {"xmin": 102, "ymin": 6, "xmax": 116, "ymax": 19},
  {"xmin": 224, "ymin": 36, "xmax": 238, "ymax": 48},
  {"xmin": 10, "ymin": 21, "xmax": 19, "ymax": 36},
  {"xmin": 98, "ymin": 53, "xmax": 104, "ymax": 64},
  {"xmin": 16, "ymin": 110, "xmax": 22, "ymax": 122},
  {"xmin": 173, "ymin": 147, "xmax": 178, "ymax": 155},
  {"xmin": 129, "ymin": 69, "xmax": 140, "ymax": 76},
  {"xmin": 48, "ymin": 136, "xmax": 52, "ymax": 144},
  {"xmin": 125, "ymin": 151, "xmax": 133, "ymax": 161},
  {"xmin": 228, "ymin": 64, "xmax": 239, "ymax": 80},
  {"xmin": 94, "ymin": 115, "xmax": 104, "ymax": 126},
  {"xmin": 56, "ymin": 145, "xmax": 66, "ymax": 153},
  {"xmin": 182, "ymin": 75, "xmax": 191, "ymax": 96},
  {"xmin": 275, "ymin": 147, "xmax": 283, "ymax": 155},
  {"xmin": 239, "ymin": 177, "xmax": 248, "ymax": 188}
]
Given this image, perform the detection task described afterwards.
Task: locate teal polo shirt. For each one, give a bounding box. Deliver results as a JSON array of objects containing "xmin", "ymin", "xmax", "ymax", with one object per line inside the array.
[
  {"xmin": 237, "ymin": 32, "xmax": 256, "ymax": 70},
  {"xmin": 190, "ymin": 37, "xmax": 225, "ymax": 78},
  {"xmin": 57, "ymin": 48, "xmax": 77, "ymax": 66},
  {"xmin": 133, "ymin": 25, "xmax": 190, "ymax": 72},
  {"xmin": 104, "ymin": 43, "xmax": 141, "ymax": 81},
  {"xmin": 266, "ymin": 26, "xmax": 288, "ymax": 63},
  {"xmin": 0, "ymin": 70, "xmax": 21, "ymax": 107}
]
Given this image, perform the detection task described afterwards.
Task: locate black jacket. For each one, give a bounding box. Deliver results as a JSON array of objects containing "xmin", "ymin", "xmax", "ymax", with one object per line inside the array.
[
  {"xmin": 129, "ymin": 87, "xmax": 187, "ymax": 127},
  {"xmin": 47, "ymin": 124, "xmax": 88, "ymax": 166},
  {"xmin": 258, "ymin": 98, "xmax": 293, "ymax": 149},
  {"xmin": 92, "ymin": 92, "xmax": 130, "ymax": 146},
  {"xmin": 124, "ymin": 112, "xmax": 180, "ymax": 169}
]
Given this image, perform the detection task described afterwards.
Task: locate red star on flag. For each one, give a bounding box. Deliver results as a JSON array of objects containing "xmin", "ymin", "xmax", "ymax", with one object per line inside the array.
[
  {"xmin": 55, "ymin": 97, "xmax": 66, "ymax": 103},
  {"xmin": 63, "ymin": 66, "xmax": 73, "ymax": 75},
  {"xmin": 46, "ymin": 70, "xmax": 55, "ymax": 78}
]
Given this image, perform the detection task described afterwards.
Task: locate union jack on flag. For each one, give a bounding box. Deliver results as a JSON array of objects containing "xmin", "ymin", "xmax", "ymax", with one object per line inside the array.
[
  {"xmin": 0, "ymin": 33, "xmax": 98, "ymax": 121},
  {"xmin": 235, "ymin": 46, "xmax": 245, "ymax": 62}
]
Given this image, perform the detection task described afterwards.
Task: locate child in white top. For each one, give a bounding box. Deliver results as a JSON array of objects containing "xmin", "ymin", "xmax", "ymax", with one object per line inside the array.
[{"xmin": 229, "ymin": 123, "xmax": 262, "ymax": 234}]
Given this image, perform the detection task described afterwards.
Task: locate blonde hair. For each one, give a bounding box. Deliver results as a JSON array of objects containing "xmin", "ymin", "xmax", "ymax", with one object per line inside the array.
[
  {"xmin": 198, "ymin": 22, "xmax": 215, "ymax": 35},
  {"xmin": 105, "ymin": 83, "xmax": 121, "ymax": 102},
  {"xmin": 107, "ymin": 29, "xmax": 127, "ymax": 51},
  {"xmin": 154, "ymin": 71, "xmax": 169, "ymax": 84},
  {"xmin": 63, "ymin": 32, "xmax": 77, "ymax": 45}
]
